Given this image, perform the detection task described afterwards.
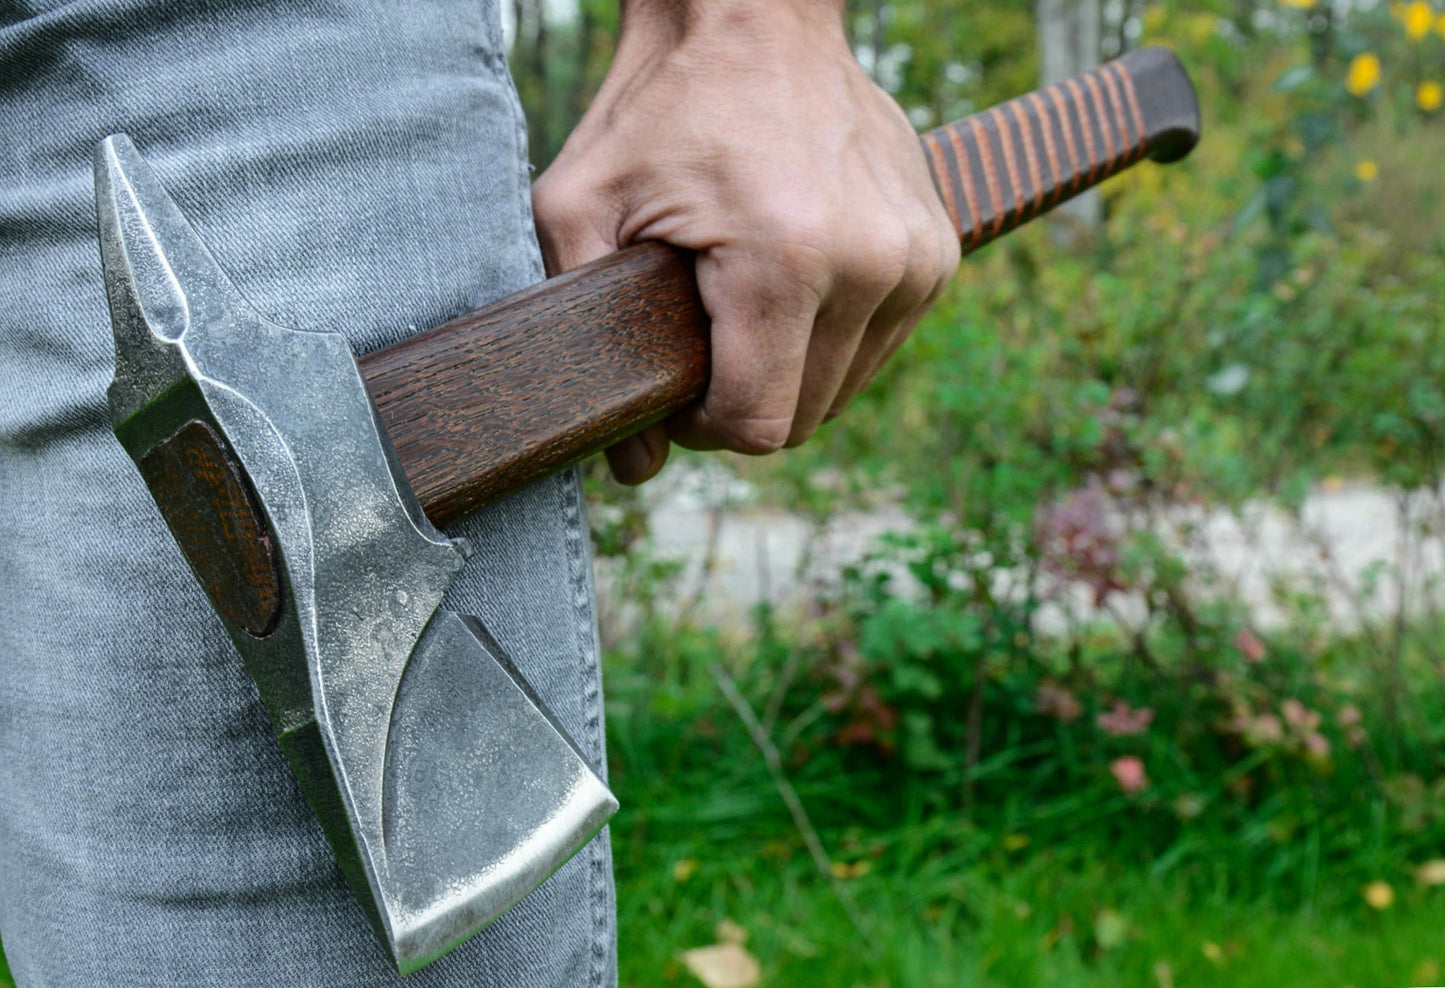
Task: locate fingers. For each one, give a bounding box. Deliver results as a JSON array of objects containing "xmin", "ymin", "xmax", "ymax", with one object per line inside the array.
[
  {"xmin": 605, "ymin": 424, "xmax": 670, "ymax": 485},
  {"xmin": 668, "ymin": 200, "xmax": 956, "ymax": 455},
  {"xmin": 783, "ymin": 224, "xmax": 909, "ymax": 444},
  {"xmin": 831, "ymin": 208, "xmax": 961, "ymax": 415},
  {"xmin": 666, "ymin": 241, "xmax": 827, "ymax": 454}
]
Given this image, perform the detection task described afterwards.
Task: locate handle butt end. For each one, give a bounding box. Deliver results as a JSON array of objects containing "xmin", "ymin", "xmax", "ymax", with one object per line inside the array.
[{"xmin": 1123, "ymin": 46, "xmax": 1202, "ymax": 164}]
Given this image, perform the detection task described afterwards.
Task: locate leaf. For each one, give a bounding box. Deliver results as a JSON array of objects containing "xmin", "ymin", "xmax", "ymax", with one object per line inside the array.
[
  {"xmin": 1416, "ymin": 860, "xmax": 1445, "ymax": 887},
  {"xmin": 1094, "ymin": 909, "xmax": 1129, "ymax": 951},
  {"xmin": 715, "ymin": 919, "xmax": 748, "ymax": 945},
  {"xmin": 1206, "ymin": 364, "xmax": 1250, "ymax": 397},
  {"xmin": 1274, "ymin": 64, "xmax": 1315, "ymax": 93},
  {"xmin": 680, "ymin": 943, "xmax": 761, "ymax": 988}
]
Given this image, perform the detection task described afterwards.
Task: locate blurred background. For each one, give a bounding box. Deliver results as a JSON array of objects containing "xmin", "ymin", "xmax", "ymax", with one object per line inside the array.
[
  {"xmin": 517, "ymin": 1, "xmax": 1445, "ymax": 986},
  {"xmin": 5, "ymin": 2, "xmax": 1441, "ymax": 986}
]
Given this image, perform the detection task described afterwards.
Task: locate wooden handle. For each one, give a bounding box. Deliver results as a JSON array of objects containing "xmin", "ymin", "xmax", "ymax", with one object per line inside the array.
[
  {"xmin": 921, "ymin": 46, "xmax": 1199, "ymax": 252},
  {"xmin": 362, "ymin": 48, "xmax": 1200, "ymax": 527},
  {"xmin": 360, "ymin": 241, "xmax": 707, "ymax": 526}
]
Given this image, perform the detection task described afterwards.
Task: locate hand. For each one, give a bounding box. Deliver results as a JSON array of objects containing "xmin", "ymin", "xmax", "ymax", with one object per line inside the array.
[{"xmin": 531, "ymin": 0, "xmax": 960, "ymax": 484}]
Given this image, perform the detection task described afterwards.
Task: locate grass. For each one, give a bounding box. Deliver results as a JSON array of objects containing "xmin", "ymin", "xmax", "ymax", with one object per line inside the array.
[
  {"xmin": 9, "ymin": 849, "xmax": 1434, "ymax": 988},
  {"xmin": 3, "ymin": 697, "xmax": 1441, "ymax": 988},
  {"xmin": 4, "ymin": 634, "xmax": 1441, "ymax": 988},
  {"xmin": 615, "ymin": 832, "xmax": 1445, "ymax": 986},
  {"xmin": 602, "ymin": 627, "xmax": 1445, "ymax": 988}
]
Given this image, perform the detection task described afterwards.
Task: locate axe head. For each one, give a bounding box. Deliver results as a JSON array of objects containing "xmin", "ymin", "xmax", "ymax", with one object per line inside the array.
[{"xmin": 96, "ymin": 134, "xmax": 618, "ymax": 974}]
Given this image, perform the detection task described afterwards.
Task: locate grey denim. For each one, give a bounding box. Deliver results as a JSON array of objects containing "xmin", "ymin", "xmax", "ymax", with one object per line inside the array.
[{"xmin": 0, "ymin": 1, "xmax": 616, "ymax": 985}]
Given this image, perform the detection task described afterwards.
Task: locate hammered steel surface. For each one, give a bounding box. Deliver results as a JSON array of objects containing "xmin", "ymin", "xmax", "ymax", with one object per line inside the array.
[{"xmin": 96, "ymin": 134, "xmax": 617, "ymax": 975}]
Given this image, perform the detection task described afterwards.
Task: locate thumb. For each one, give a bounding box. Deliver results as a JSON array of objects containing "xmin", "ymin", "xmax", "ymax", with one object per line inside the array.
[
  {"xmin": 531, "ymin": 166, "xmax": 671, "ymax": 484},
  {"xmin": 604, "ymin": 423, "xmax": 670, "ymax": 486}
]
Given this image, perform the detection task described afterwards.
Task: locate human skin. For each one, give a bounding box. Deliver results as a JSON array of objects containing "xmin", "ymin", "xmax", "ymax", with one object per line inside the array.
[{"xmin": 531, "ymin": 0, "xmax": 961, "ymax": 484}]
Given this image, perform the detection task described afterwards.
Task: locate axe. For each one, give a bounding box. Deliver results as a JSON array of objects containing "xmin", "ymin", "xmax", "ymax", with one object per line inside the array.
[{"xmin": 96, "ymin": 46, "xmax": 1199, "ymax": 974}]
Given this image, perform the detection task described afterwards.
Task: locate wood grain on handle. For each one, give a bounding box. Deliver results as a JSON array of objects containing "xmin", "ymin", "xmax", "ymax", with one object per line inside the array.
[
  {"xmin": 361, "ymin": 241, "xmax": 706, "ymax": 526},
  {"xmin": 921, "ymin": 46, "xmax": 1199, "ymax": 253},
  {"xmin": 362, "ymin": 48, "xmax": 1200, "ymax": 527}
]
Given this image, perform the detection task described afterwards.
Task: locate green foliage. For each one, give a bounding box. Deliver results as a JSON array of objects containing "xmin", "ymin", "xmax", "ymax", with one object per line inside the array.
[
  {"xmin": 845, "ymin": 0, "xmax": 1037, "ymax": 126},
  {"xmin": 578, "ymin": 9, "xmax": 1445, "ymax": 980},
  {"xmin": 605, "ymin": 613, "xmax": 1445, "ymax": 986},
  {"xmin": 509, "ymin": 0, "xmax": 618, "ymax": 168}
]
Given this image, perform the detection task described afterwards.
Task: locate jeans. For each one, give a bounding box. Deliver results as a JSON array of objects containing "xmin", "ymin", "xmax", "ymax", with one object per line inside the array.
[{"xmin": 0, "ymin": 1, "xmax": 616, "ymax": 984}]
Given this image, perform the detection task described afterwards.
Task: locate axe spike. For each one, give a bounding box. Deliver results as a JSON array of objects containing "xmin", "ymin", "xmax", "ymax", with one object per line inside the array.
[{"xmin": 95, "ymin": 135, "xmax": 251, "ymax": 344}]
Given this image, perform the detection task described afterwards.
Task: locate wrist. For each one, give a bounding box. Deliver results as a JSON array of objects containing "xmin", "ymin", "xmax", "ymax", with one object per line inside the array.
[{"xmin": 618, "ymin": 0, "xmax": 848, "ymax": 56}]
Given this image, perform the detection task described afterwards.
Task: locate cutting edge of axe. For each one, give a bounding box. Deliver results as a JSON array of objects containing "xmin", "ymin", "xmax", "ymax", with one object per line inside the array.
[{"xmin": 95, "ymin": 46, "xmax": 1199, "ymax": 975}]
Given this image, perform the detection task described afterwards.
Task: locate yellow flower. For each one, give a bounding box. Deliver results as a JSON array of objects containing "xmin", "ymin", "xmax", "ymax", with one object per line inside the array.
[
  {"xmin": 1281, "ymin": 0, "xmax": 1315, "ymax": 8},
  {"xmin": 1404, "ymin": 0, "xmax": 1434, "ymax": 39},
  {"xmin": 1438, "ymin": 12, "xmax": 1445, "ymax": 39},
  {"xmin": 1420, "ymin": 80, "xmax": 1444, "ymax": 111},
  {"xmin": 1363, "ymin": 881, "xmax": 1396, "ymax": 910},
  {"xmin": 1346, "ymin": 52, "xmax": 1381, "ymax": 96},
  {"xmin": 1356, "ymin": 159, "xmax": 1380, "ymax": 182}
]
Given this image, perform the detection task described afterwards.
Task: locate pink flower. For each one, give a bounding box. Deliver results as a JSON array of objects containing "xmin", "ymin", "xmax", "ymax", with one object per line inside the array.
[
  {"xmin": 1110, "ymin": 756, "xmax": 1149, "ymax": 794},
  {"xmin": 1337, "ymin": 706, "xmax": 1366, "ymax": 749},
  {"xmin": 1097, "ymin": 701, "xmax": 1155, "ymax": 737},
  {"xmin": 1246, "ymin": 713, "xmax": 1284, "ymax": 746},
  {"xmin": 1234, "ymin": 628, "xmax": 1267, "ymax": 664},
  {"xmin": 1034, "ymin": 479, "xmax": 1128, "ymax": 606},
  {"xmin": 1035, "ymin": 682, "xmax": 1083, "ymax": 723},
  {"xmin": 1281, "ymin": 698, "xmax": 1321, "ymax": 734},
  {"xmin": 1304, "ymin": 732, "xmax": 1331, "ymax": 760}
]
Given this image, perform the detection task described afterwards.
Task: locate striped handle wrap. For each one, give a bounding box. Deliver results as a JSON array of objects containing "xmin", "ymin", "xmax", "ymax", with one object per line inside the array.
[{"xmin": 921, "ymin": 47, "xmax": 1200, "ymax": 253}]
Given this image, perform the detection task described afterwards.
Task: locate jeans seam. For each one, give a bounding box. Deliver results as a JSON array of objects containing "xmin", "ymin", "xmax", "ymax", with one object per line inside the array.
[
  {"xmin": 497, "ymin": 22, "xmax": 613, "ymax": 982},
  {"xmin": 558, "ymin": 467, "xmax": 612, "ymax": 988}
]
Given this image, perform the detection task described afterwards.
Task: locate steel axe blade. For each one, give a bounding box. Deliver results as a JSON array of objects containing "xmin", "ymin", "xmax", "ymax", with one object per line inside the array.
[{"xmin": 96, "ymin": 134, "xmax": 618, "ymax": 975}]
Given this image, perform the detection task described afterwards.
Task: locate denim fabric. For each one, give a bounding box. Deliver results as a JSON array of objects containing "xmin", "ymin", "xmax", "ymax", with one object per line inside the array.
[{"xmin": 0, "ymin": 1, "xmax": 616, "ymax": 985}]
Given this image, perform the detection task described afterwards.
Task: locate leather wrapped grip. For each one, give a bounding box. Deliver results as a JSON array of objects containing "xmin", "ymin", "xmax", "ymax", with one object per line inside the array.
[{"xmin": 921, "ymin": 46, "xmax": 1200, "ymax": 252}]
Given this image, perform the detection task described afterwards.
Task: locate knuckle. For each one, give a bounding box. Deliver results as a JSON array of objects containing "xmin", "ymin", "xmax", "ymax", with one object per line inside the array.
[
  {"xmin": 771, "ymin": 231, "xmax": 833, "ymax": 291},
  {"xmin": 762, "ymin": 199, "xmax": 833, "ymax": 277},
  {"xmin": 849, "ymin": 220, "xmax": 912, "ymax": 298},
  {"xmin": 874, "ymin": 221, "xmax": 913, "ymax": 278},
  {"xmin": 897, "ymin": 216, "xmax": 958, "ymax": 305},
  {"xmin": 933, "ymin": 214, "xmax": 963, "ymax": 278},
  {"xmin": 717, "ymin": 415, "xmax": 792, "ymax": 456},
  {"xmin": 530, "ymin": 174, "xmax": 584, "ymax": 229}
]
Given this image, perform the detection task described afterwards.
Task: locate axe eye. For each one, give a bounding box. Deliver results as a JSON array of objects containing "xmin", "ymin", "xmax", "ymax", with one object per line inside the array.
[{"xmin": 137, "ymin": 419, "xmax": 283, "ymax": 638}]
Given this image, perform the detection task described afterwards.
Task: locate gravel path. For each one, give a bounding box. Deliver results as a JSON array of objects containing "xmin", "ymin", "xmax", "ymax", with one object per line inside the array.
[{"xmin": 597, "ymin": 467, "xmax": 1445, "ymax": 634}]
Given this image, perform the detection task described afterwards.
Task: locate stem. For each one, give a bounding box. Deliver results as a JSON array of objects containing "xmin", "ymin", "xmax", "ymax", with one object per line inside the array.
[{"xmin": 710, "ymin": 663, "xmax": 875, "ymax": 944}]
